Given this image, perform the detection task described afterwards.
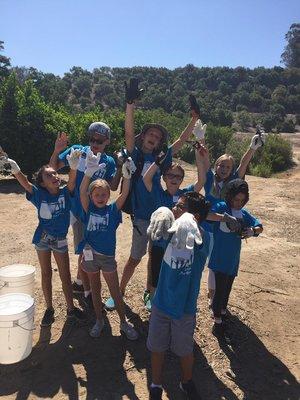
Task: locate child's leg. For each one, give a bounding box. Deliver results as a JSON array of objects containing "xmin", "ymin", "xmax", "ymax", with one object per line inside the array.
[
  {"xmin": 150, "ymin": 246, "xmax": 165, "ymax": 295},
  {"xmin": 180, "ymin": 353, "xmax": 194, "ymax": 383},
  {"xmin": 207, "ymin": 268, "xmax": 216, "ymax": 305},
  {"xmin": 221, "ymin": 275, "xmax": 235, "ymax": 313},
  {"xmin": 79, "ymin": 255, "xmax": 91, "ymax": 292},
  {"xmin": 119, "ymin": 256, "xmax": 141, "ymax": 295},
  {"xmin": 36, "ymin": 250, "xmax": 53, "ymax": 309},
  {"xmin": 151, "ymin": 351, "xmax": 165, "ymax": 385},
  {"xmin": 53, "ymin": 251, "xmax": 74, "ymax": 310},
  {"xmin": 103, "ymin": 270, "xmax": 125, "ymax": 322},
  {"xmin": 88, "ymin": 271, "xmax": 103, "ymax": 321},
  {"xmin": 212, "ymin": 271, "xmax": 228, "ymax": 322}
]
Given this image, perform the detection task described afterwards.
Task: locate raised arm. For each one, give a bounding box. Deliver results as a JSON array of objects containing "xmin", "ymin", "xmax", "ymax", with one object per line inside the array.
[
  {"xmin": 79, "ymin": 175, "xmax": 90, "ymax": 213},
  {"xmin": 124, "ymin": 78, "xmax": 143, "ymax": 153},
  {"xmin": 237, "ymin": 132, "xmax": 265, "ymax": 178},
  {"xmin": 4, "ymin": 156, "xmax": 33, "ymax": 194},
  {"xmin": 79, "ymin": 150, "xmax": 102, "ymax": 212},
  {"xmin": 66, "ymin": 148, "xmax": 82, "ymax": 193},
  {"xmin": 143, "ymin": 162, "xmax": 159, "ymax": 192},
  {"xmin": 49, "ymin": 132, "xmax": 69, "ymax": 171},
  {"xmin": 115, "ymin": 158, "xmax": 137, "ymax": 210},
  {"xmin": 194, "ymin": 145, "xmax": 209, "ymax": 192}
]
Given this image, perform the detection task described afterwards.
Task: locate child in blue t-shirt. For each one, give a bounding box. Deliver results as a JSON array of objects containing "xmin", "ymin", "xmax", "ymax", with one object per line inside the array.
[
  {"xmin": 78, "ymin": 149, "xmax": 138, "ymax": 339},
  {"xmin": 2, "ymin": 148, "xmax": 85, "ymax": 327},
  {"xmin": 146, "ymin": 192, "xmax": 211, "ymax": 400},
  {"xmin": 119, "ymin": 79, "xmax": 202, "ymax": 308},
  {"xmin": 49, "ymin": 122, "xmax": 120, "ymax": 301},
  {"xmin": 208, "ymin": 179, "xmax": 263, "ymax": 340}
]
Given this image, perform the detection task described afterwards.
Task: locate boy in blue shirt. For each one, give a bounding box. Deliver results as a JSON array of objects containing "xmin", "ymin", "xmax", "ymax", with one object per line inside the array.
[
  {"xmin": 147, "ymin": 192, "xmax": 211, "ymax": 400},
  {"xmin": 208, "ymin": 179, "xmax": 263, "ymax": 339}
]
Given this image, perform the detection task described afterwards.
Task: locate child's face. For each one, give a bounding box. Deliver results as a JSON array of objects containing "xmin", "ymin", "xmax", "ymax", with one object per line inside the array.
[
  {"xmin": 142, "ymin": 128, "xmax": 162, "ymax": 152},
  {"xmin": 90, "ymin": 186, "xmax": 110, "ymax": 208},
  {"xmin": 41, "ymin": 167, "xmax": 60, "ymax": 191},
  {"xmin": 230, "ymin": 192, "xmax": 247, "ymax": 210},
  {"xmin": 163, "ymin": 167, "xmax": 184, "ymax": 193},
  {"xmin": 172, "ymin": 197, "xmax": 188, "ymax": 219},
  {"xmin": 89, "ymin": 134, "xmax": 110, "ymax": 155},
  {"xmin": 216, "ymin": 159, "xmax": 233, "ymax": 181}
]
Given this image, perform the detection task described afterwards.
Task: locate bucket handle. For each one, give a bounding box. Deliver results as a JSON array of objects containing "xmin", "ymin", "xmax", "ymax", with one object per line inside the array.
[
  {"xmin": 0, "ymin": 281, "xmax": 7, "ymax": 289},
  {"xmin": 13, "ymin": 321, "xmax": 36, "ymax": 331}
]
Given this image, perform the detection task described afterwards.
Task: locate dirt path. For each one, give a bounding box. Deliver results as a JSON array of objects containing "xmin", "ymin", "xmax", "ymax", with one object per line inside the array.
[{"xmin": 0, "ymin": 135, "xmax": 299, "ymax": 399}]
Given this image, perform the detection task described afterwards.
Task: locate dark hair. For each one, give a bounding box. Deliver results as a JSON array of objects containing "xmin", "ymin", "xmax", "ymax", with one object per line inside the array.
[
  {"xmin": 34, "ymin": 164, "xmax": 50, "ymax": 188},
  {"xmin": 181, "ymin": 191, "xmax": 211, "ymax": 222},
  {"xmin": 225, "ymin": 178, "xmax": 249, "ymax": 206}
]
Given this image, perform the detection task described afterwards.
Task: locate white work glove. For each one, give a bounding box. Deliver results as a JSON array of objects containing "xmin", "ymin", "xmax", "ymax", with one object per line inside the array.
[
  {"xmin": 122, "ymin": 157, "xmax": 137, "ymax": 179},
  {"xmin": 222, "ymin": 213, "xmax": 242, "ymax": 233},
  {"xmin": 85, "ymin": 149, "xmax": 101, "ymax": 177},
  {"xmin": 250, "ymin": 133, "xmax": 265, "ymax": 150},
  {"xmin": 147, "ymin": 207, "xmax": 175, "ymax": 241},
  {"xmin": 168, "ymin": 212, "xmax": 202, "ymax": 250},
  {"xmin": 4, "ymin": 158, "xmax": 21, "ymax": 175},
  {"xmin": 66, "ymin": 148, "xmax": 82, "ymax": 170},
  {"xmin": 192, "ymin": 119, "xmax": 207, "ymax": 140}
]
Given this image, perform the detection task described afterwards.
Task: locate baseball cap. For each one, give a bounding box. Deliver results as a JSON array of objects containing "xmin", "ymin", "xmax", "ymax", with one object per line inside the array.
[{"xmin": 88, "ymin": 122, "xmax": 111, "ymax": 139}]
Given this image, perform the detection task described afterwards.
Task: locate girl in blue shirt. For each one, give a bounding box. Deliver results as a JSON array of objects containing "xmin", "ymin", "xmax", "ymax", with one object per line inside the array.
[
  {"xmin": 79, "ymin": 150, "xmax": 138, "ymax": 339},
  {"xmin": 208, "ymin": 179, "xmax": 263, "ymax": 339},
  {"xmin": 2, "ymin": 149, "xmax": 85, "ymax": 327}
]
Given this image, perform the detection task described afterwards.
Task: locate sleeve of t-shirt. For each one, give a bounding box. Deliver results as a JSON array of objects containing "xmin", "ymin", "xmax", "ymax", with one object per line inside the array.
[
  {"xmin": 58, "ymin": 144, "xmax": 83, "ymax": 167},
  {"xmin": 104, "ymin": 156, "xmax": 117, "ymax": 182},
  {"xmin": 210, "ymin": 201, "xmax": 227, "ymax": 214},
  {"xmin": 182, "ymin": 184, "xmax": 195, "ymax": 193},
  {"xmin": 242, "ymin": 209, "xmax": 262, "ymax": 229},
  {"xmin": 25, "ymin": 185, "xmax": 40, "ymax": 208},
  {"xmin": 204, "ymin": 169, "xmax": 214, "ymax": 194}
]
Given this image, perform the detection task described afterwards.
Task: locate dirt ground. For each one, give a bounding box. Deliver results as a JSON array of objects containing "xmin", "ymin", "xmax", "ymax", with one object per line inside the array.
[{"xmin": 0, "ymin": 134, "xmax": 299, "ymax": 400}]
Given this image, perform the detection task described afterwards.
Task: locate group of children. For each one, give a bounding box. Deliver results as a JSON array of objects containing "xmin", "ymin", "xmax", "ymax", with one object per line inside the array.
[{"xmin": 0, "ymin": 79, "xmax": 264, "ymax": 400}]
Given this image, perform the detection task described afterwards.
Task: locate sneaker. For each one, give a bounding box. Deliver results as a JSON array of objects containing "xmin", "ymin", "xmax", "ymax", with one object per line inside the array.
[
  {"xmin": 145, "ymin": 297, "xmax": 152, "ymax": 312},
  {"xmin": 72, "ymin": 281, "xmax": 84, "ymax": 294},
  {"xmin": 143, "ymin": 289, "xmax": 150, "ymax": 305},
  {"xmin": 212, "ymin": 322, "xmax": 225, "ymax": 338},
  {"xmin": 83, "ymin": 293, "xmax": 94, "ymax": 310},
  {"xmin": 89, "ymin": 319, "xmax": 105, "ymax": 338},
  {"xmin": 120, "ymin": 320, "xmax": 139, "ymax": 340},
  {"xmin": 179, "ymin": 380, "xmax": 201, "ymax": 400},
  {"xmin": 149, "ymin": 386, "xmax": 163, "ymax": 400},
  {"xmin": 40, "ymin": 308, "xmax": 55, "ymax": 327},
  {"xmin": 67, "ymin": 307, "xmax": 87, "ymax": 322},
  {"xmin": 104, "ymin": 296, "xmax": 115, "ymax": 311}
]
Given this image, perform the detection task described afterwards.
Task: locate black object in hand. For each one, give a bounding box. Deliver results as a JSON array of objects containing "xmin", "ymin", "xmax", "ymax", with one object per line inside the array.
[
  {"xmin": 155, "ymin": 144, "xmax": 168, "ymax": 167},
  {"xmin": 189, "ymin": 94, "xmax": 200, "ymax": 116},
  {"xmin": 125, "ymin": 78, "xmax": 143, "ymax": 104}
]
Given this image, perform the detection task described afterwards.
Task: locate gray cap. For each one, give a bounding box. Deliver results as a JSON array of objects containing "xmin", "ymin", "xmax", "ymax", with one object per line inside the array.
[{"xmin": 88, "ymin": 122, "xmax": 111, "ymax": 139}]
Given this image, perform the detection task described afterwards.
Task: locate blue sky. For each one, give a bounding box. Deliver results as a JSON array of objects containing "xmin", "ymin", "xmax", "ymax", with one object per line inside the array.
[{"xmin": 1, "ymin": 0, "xmax": 299, "ymax": 76}]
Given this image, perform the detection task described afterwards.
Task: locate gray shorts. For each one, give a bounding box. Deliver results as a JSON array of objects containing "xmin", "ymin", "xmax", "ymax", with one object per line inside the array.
[
  {"xmin": 147, "ymin": 305, "xmax": 196, "ymax": 357},
  {"xmin": 130, "ymin": 218, "xmax": 150, "ymax": 260},
  {"xmin": 72, "ymin": 218, "xmax": 84, "ymax": 252},
  {"xmin": 81, "ymin": 246, "xmax": 117, "ymax": 274},
  {"xmin": 35, "ymin": 233, "xmax": 68, "ymax": 254}
]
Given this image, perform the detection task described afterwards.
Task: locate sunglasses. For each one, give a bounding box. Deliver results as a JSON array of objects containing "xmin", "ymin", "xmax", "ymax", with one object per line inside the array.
[
  {"xmin": 89, "ymin": 137, "xmax": 106, "ymax": 145},
  {"xmin": 165, "ymin": 173, "xmax": 184, "ymax": 180}
]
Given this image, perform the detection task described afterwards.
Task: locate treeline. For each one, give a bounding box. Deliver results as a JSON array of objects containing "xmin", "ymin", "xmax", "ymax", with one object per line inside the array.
[{"xmin": 9, "ymin": 64, "xmax": 300, "ymax": 132}]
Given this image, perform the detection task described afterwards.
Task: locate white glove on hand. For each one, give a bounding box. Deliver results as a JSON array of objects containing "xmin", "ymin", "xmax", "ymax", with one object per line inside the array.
[
  {"xmin": 250, "ymin": 133, "xmax": 265, "ymax": 150},
  {"xmin": 122, "ymin": 157, "xmax": 137, "ymax": 179},
  {"xmin": 6, "ymin": 158, "xmax": 21, "ymax": 175},
  {"xmin": 147, "ymin": 207, "xmax": 175, "ymax": 241},
  {"xmin": 193, "ymin": 119, "xmax": 207, "ymax": 140},
  {"xmin": 168, "ymin": 212, "xmax": 202, "ymax": 250},
  {"xmin": 85, "ymin": 149, "xmax": 101, "ymax": 177},
  {"xmin": 66, "ymin": 148, "xmax": 82, "ymax": 170}
]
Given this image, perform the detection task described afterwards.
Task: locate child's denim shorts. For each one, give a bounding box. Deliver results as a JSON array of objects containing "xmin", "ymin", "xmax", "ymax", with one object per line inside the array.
[{"xmin": 35, "ymin": 232, "xmax": 68, "ymax": 253}]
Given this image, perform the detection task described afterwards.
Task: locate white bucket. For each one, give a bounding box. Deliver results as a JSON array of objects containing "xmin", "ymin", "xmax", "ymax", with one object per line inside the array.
[
  {"xmin": 0, "ymin": 293, "xmax": 35, "ymax": 364},
  {"xmin": 0, "ymin": 264, "xmax": 35, "ymax": 297}
]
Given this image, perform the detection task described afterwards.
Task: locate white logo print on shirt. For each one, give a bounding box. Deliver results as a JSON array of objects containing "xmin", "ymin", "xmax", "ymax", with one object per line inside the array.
[
  {"xmin": 87, "ymin": 212, "xmax": 109, "ymax": 232},
  {"xmin": 39, "ymin": 195, "xmax": 66, "ymax": 220},
  {"xmin": 163, "ymin": 244, "xmax": 194, "ymax": 276}
]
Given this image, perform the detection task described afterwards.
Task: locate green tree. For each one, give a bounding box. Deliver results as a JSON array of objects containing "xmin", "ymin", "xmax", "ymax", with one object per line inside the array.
[
  {"xmin": 281, "ymin": 23, "xmax": 300, "ymax": 68},
  {"xmin": 0, "ymin": 41, "xmax": 11, "ymax": 80}
]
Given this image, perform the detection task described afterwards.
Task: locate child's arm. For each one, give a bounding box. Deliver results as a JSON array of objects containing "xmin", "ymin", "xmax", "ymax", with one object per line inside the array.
[
  {"xmin": 237, "ymin": 133, "xmax": 265, "ymax": 178},
  {"xmin": 2, "ymin": 155, "xmax": 33, "ymax": 194},
  {"xmin": 49, "ymin": 132, "xmax": 69, "ymax": 171},
  {"xmin": 115, "ymin": 158, "xmax": 137, "ymax": 210},
  {"xmin": 194, "ymin": 145, "xmax": 209, "ymax": 192},
  {"xmin": 66, "ymin": 148, "xmax": 82, "ymax": 193},
  {"xmin": 79, "ymin": 175, "xmax": 90, "ymax": 213},
  {"xmin": 143, "ymin": 162, "xmax": 159, "ymax": 193},
  {"xmin": 124, "ymin": 78, "xmax": 143, "ymax": 154},
  {"xmin": 79, "ymin": 150, "xmax": 102, "ymax": 212}
]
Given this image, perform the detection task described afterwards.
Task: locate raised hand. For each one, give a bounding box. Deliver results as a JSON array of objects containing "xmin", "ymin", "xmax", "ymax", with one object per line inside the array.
[
  {"xmin": 189, "ymin": 94, "xmax": 201, "ymax": 119},
  {"xmin": 147, "ymin": 207, "xmax": 175, "ymax": 241},
  {"xmin": 66, "ymin": 148, "xmax": 82, "ymax": 170},
  {"xmin": 54, "ymin": 132, "xmax": 69, "ymax": 153},
  {"xmin": 125, "ymin": 78, "xmax": 144, "ymax": 104},
  {"xmin": 168, "ymin": 212, "xmax": 202, "ymax": 250},
  {"xmin": 193, "ymin": 119, "xmax": 207, "ymax": 140},
  {"xmin": 155, "ymin": 143, "xmax": 169, "ymax": 167},
  {"xmin": 85, "ymin": 149, "xmax": 101, "ymax": 177},
  {"xmin": 250, "ymin": 127, "xmax": 266, "ymax": 150},
  {"xmin": 122, "ymin": 157, "xmax": 137, "ymax": 179}
]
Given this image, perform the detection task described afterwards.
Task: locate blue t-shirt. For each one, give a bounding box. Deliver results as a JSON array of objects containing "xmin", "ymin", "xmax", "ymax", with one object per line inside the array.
[
  {"xmin": 130, "ymin": 146, "xmax": 172, "ymax": 220},
  {"xmin": 152, "ymin": 230, "xmax": 211, "ymax": 319},
  {"xmin": 77, "ymin": 201, "xmax": 122, "ymax": 256},
  {"xmin": 59, "ymin": 145, "xmax": 116, "ymax": 219},
  {"xmin": 26, "ymin": 185, "xmax": 71, "ymax": 244},
  {"xmin": 208, "ymin": 202, "xmax": 262, "ymax": 276},
  {"xmin": 204, "ymin": 169, "xmax": 239, "ymax": 206},
  {"xmin": 152, "ymin": 184, "xmax": 195, "ymax": 211}
]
